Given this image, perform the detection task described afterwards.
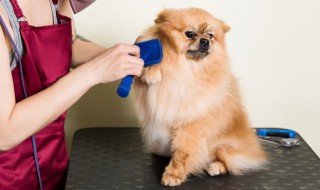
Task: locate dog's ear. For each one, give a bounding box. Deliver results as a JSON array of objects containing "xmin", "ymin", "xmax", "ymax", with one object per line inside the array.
[
  {"xmin": 219, "ymin": 19, "xmax": 230, "ymax": 33},
  {"xmin": 154, "ymin": 14, "xmax": 165, "ymax": 24},
  {"xmin": 155, "ymin": 9, "xmax": 172, "ymax": 24}
]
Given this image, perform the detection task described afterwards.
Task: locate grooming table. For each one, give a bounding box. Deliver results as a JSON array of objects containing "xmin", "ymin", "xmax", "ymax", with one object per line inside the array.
[{"xmin": 66, "ymin": 128, "xmax": 320, "ymax": 190}]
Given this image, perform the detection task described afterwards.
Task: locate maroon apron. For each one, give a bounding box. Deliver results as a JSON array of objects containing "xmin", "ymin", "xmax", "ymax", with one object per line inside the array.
[{"xmin": 0, "ymin": 0, "xmax": 72, "ymax": 189}]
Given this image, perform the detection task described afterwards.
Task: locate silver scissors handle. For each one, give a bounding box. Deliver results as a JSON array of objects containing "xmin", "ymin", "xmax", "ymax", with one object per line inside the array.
[{"xmin": 259, "ymin": 136, "xmax": 300, "ymax": 147}]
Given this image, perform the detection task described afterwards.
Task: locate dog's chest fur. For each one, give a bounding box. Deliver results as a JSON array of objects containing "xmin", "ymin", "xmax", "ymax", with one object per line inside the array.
[{"xmin": 142, "ymin": 63, "xmax": 231, "ymax": 156}]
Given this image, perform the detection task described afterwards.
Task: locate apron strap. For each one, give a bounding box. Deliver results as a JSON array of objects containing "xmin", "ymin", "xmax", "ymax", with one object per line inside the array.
[
  {"xmin": 52, "ymin": 0, "xmax": 58, "ymax": 5},
  {"xmin": 8, "ymin": 0, "xmax": 25, "ymax": 20}
]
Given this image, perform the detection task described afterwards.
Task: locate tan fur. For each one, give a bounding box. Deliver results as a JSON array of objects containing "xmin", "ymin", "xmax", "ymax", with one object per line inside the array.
[{"xmin": 133, "ymin": 8, "xmax": 266, "ymax": 186}]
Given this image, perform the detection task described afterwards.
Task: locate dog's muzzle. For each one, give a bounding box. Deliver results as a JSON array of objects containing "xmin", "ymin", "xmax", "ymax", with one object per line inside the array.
[{"xmin": 186, "ymin": 38, "xmax": 210, "ymax": 60}]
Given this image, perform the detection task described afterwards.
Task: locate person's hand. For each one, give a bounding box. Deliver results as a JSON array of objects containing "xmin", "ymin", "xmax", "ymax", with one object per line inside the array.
[{"xmin": 88, "ymin": 43, "xmax": 144, "ymax": 85}]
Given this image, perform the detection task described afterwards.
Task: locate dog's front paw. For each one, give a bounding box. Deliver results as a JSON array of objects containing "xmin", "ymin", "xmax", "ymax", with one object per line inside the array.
[
  {"xmin": 206, "ymin": 161, "xmax": 227, "ymax": 176},
  {"xmin": 141, "ymin": 67, "xmax": 161, "ymax": 85},
  {"xmin": 161, "ymin": 172, "xmax": 186, "ymax": 187}
]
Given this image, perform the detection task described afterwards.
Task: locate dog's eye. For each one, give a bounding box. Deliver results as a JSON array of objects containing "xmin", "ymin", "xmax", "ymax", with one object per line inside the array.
[
  {"xmin": 208, "ymin": 33, "xmax": 214, "ymax": 39},
  {"xmin": 185, "ymin": 31, "xmax": 196, "ymax": 38}
]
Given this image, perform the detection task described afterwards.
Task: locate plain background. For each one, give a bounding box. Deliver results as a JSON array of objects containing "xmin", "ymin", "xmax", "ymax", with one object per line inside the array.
[{"xmin": 65, "ymin": 0, "xmax": 320, "ymax": 157}]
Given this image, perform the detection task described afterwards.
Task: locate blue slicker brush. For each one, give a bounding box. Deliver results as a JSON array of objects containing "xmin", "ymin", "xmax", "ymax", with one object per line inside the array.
[{"xmin": 117, "ymin": 39, "xmax": 163, "ymax": 98}]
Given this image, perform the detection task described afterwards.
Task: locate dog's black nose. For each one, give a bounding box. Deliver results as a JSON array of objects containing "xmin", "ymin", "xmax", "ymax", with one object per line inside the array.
[{"xmin": 199, "ymin": 38, "xmax": 209, "ymax": 51}]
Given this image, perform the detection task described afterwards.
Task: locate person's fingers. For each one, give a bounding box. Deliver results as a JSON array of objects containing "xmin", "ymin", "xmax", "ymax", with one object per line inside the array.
[
  {"xmin": 118, "ymin": 54, "xmax": 144, "ymax": 76},
  {"xmin": 114, "ymin": 44, "xmax": 140, "ymax": 57},
  {"xmin": 126, "ymin": 44, "xmax": 140, "ymax": 57},
  {"xmin": 123, "ymin": 66, "xmax": 143, "ymax": 77},
  {"xmin": 125, "ymin": 54, "xmax": 144, "ymax": 68}
]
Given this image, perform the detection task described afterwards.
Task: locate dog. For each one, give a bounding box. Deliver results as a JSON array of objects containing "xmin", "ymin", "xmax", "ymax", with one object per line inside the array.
[{"xmin": 133, "ymin": 8, "xmax": 266, "ymax": 186}]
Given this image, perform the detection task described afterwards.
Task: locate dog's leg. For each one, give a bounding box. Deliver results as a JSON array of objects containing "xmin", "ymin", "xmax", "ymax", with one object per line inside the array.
[
  {"xmin": 206, "ymin": 161, "xmax": 227, "ymax": 176},
  {"xmin": 210, "ymin": 145, "xmax": 266, "ymax": 175},
  {"xmin": 141, "ymin": 66, "xmax": 162, "ymax": 85},
  {"xmin": 161, "ymin": 124, "xmax": 208, "ymax": 186},
  {"xmin": 161, "ymin": 149, "xmax": 189, "ymax": 186}
]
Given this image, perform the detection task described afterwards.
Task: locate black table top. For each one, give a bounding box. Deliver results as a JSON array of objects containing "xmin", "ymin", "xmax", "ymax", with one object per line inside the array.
[{"xmin": 66, "ymin": 127, "xmax": 320, "ymax": 190}]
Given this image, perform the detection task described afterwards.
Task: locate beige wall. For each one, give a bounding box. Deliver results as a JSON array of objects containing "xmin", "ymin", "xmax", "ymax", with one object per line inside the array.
[
  {"xmin": 65, "ymin": 0, "xmax": 320, "ymax": 157},
  {"xmin": 64, "ymin": 82, "xmax": 139, "ymax": 151}
]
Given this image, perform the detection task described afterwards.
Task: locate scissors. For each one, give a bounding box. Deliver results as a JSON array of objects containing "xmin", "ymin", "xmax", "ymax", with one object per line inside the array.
[{"xmin": 255, "ymin": 128, "xmax": 300, "ymax": 147}]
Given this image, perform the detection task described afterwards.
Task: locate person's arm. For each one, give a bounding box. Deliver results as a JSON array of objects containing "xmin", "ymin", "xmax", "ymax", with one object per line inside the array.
[{"xmin": 0, "ymin": 6, "xmax": 143, "ymax": 152}]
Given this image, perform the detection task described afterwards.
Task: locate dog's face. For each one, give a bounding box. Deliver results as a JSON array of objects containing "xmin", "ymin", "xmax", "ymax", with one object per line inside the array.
[{"xmin": 154, "ymin": 8, "xmax": 230, "ymax": 61}]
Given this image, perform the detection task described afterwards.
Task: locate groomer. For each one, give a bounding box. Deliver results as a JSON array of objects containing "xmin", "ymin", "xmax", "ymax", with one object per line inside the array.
[{"xmin": 0, "ymin": 0, "xmax": 144, "ymax": 189}]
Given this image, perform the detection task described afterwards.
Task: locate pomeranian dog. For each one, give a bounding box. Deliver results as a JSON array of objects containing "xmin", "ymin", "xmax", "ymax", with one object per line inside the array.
[{"xmin": 133, "ymin": 8, "xmax": 266, "ymax": 186}]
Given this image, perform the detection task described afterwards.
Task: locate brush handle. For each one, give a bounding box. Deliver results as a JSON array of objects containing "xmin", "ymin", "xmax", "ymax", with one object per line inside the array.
[{"xmin": 117, "ymin": 75, "xmax": 134, "ymax": 98}]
